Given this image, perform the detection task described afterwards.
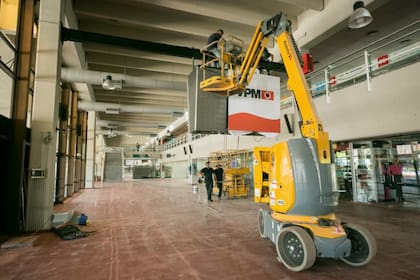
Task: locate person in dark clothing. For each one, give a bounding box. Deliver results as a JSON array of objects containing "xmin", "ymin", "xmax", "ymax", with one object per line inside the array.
[
  {"xmin": 261, "ymin": 47, "xmax": 273, "ymax": 62},
  {"xmin": 388, "ymin": 158, "xmax": 405, "ymax": 203},
  {"xmin": 382, "ymin": 162, "xmax": 392, "ymax": 201},
  {"xmin": 199, "ymin": 161, "xmax": 215, "ymax": 202},
  {"xmin": 258, "ymin": 47, "xmax": 273, "ymax": 73},
  {"xmin": 207, "ymin": 29, "xmax": 224, "ymax": 55},
  {"xmin": 207, "ymin": 29, "xmax": 224, "ymax": 67},
  {"xmin": 214, "ymin": 164, "xmax": 224, "ymax": 200}
]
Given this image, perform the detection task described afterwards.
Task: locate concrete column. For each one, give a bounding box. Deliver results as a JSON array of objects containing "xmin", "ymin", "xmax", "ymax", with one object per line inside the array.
[
  {"xmin": 79, "ymin": 111, "xmax": 88, "ymax": 189},
  {"xmin": 55, "ymin": 86, "xmax": 71, "ymax": 203},
  {"xmin": 25, "ymin": 0, "xmax": 63, "ymax": 231},
  {"xmin": 95, "ymin": 135, "xmax": 106, "ymax": 182},
  {"xmin": 66, "ymin": 90, "xmax": 78, "ymax": 196},
  {"xmin": 73, "ymin": 111, "xmax": 84, "ymax": 192},
  {"xmin": 85, "ymin": 111, "xmax": 96, "ymax": 188}
]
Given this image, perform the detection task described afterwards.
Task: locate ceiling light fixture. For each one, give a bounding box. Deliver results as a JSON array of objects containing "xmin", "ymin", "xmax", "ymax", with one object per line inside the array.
[
  {"xmin": 105, "ymin": 107, "xmax": 120, "ymax": 115},
  {"xmin": 102, "ymin": 75, "xmax": 122, "ymax": 90},
  {"xmin": 366, "ymin": 30, "xmax": 378, "ymax": 36},
  {"xmin": 399, "ymin": 39, "xmax": 411, "ymax": 44},
  {"xmin": 348, "ymin": 1, "xmax": 373, "ymax": 29},
  {"xmin": 172, "ymin": 111, "xmax": 185, "ymax": 117}
]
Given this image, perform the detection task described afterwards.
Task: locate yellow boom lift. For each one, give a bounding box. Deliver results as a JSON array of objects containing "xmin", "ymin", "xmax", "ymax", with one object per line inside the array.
[{"xmin": 200, "ymin": 13, "xmax": 376, "ymax": 272}]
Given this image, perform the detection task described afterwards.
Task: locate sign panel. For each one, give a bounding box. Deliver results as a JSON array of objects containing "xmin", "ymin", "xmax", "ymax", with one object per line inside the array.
[
  {"xmin": 188, "ymin": 66, "xmax": 227, "ymax": 133},
  {"xmin": 396, "ymin": 144, "xmax": 412, "ymax": 155},
  {"xmin": 228, "ymin": 73, "xmax": 281, "ymax": 136}
]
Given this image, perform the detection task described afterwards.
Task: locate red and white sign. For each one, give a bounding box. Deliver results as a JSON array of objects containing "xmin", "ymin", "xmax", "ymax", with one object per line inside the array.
[
  {"xmin": 329, "ymin": 76, "xmax": 336, "ymax": 85},
  {"xmin": 228, "ymin": 73, "xmax": 281, "ymax": 137},
  {"xmin": 377, "ymin": 54, "xmax": 389, "ymax": 67}
]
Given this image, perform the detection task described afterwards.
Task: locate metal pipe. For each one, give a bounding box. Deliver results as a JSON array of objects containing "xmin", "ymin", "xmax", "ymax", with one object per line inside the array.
[
  {"xmin": 78, "ymin": 101, "xmax": 179, "ymax": 115},
  {"xmin": 61, "ymin": 27, "xmax": 285, "ymax": 72},
  {"xmin": 61, "ymin": 68, "xmax": 187, "ymax": 91},
  {"xmin": 96, "ymin": 120, "xmax": 165, "ymax": 128}
]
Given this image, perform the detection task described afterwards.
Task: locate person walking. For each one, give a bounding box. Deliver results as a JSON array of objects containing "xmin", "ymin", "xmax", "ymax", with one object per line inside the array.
[
  {"xmin": 200, "ymin": 161, "xmax": 215, "ymax": 202},
  {"xmin": 214, "ymin": 164, "xmax": 224, "ymax": 200}
]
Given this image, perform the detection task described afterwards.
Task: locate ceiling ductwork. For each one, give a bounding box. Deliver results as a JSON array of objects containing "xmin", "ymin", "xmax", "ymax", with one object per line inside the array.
[
  {"xmin": 97, "ymin": 129, "xmax": 158, "ymax": 136},
  {"xmin": 96, "ymin": 120, "xmax": 166, "ymax": 128},
  {"xmin": 78, "ymin": 101, "xmax": 184, "ymax": 116},
  {"xmin": 61, "ymin": 68, "xmax": 187, "ymax": 91}
]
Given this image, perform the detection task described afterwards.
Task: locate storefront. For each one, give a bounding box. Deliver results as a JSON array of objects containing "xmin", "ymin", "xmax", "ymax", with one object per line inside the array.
[{"xmin": 334, "ymin": 134, "xmax": 420, "ymax": 204}]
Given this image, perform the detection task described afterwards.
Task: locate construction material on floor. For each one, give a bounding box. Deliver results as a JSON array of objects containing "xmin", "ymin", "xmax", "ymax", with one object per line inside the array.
[
  {"xmin": 1, "ymin": 235, "xmax": 40, "ymax": 250},
  {"xmin": 52, "ymin": 224, "xmax": 87, "ymax": 240}
]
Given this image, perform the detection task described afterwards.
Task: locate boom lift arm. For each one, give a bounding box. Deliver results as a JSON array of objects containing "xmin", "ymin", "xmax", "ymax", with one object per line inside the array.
[{"xmin": 201, "ymin": 13, "xmax": 330, "ymax": 164}]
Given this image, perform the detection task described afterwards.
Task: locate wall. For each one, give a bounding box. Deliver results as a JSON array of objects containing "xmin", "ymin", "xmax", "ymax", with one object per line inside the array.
[
  {"xmin": 95, "ymin": 135, "xmax": 106, "ymax": 181},
  {"xmin": 282, "ymin": 62, "xmax": 420, "ymax": 141},
  {"xmin": 162, "ymin": 134, "xmax": 278, "ymax": 163},
  {"xmin": 103, "ymin": 152, "xmax": 122, "ymax": 182},
  {"xmin": 162, "ymin": 134, "xmax": 279, "ymax": 178}
]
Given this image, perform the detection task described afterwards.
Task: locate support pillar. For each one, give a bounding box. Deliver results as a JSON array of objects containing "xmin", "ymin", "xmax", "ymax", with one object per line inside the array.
[
  {"xmin": 55, "ymin": 86, "xmax": 70, "ymax": 203},
  {"xmin": 85, "ymin": 111, "xmax": 96, "ymax": 188},
  {"xmin": 66, "ymin": 90, "xmax": 78, "ymax": 196},
  {"xmin": 73, "ymin": 111, "xmax": 84, "ymax": 193},
  {"xmin": 79, "ymin": 111, "xmax": 88, "ymax": 189},
  {"xmin": 25, "ymin": 0, "xmax": 63, "ymax": 231}
]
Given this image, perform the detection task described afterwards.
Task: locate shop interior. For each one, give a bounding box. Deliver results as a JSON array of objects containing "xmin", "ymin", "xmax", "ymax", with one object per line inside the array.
[{"xmin": 334, "ymin": 133, "xmax": 420, "ymax": 205}]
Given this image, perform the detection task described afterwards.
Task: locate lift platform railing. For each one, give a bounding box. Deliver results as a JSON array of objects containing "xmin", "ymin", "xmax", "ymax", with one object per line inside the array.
[{"xmin": 200, "ymin": 35, "xmax": 250, "ymax": 95}]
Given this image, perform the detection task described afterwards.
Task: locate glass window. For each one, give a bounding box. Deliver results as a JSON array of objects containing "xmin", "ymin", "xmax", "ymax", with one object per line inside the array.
[{"xmin": 0, "ymin": 0, "xmax": 19, "ymax": 41}]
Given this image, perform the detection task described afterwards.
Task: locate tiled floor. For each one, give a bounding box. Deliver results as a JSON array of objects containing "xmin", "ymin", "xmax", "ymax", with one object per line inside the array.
[{"xmin": 1, "ymin": 179, "xmax": 420, "ymax": 280}]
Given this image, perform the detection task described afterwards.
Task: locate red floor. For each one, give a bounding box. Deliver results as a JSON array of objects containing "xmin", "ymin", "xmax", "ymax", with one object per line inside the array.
[{"xmin": 1, "ymin": 179, "xmax": 420, "ymax": 280}]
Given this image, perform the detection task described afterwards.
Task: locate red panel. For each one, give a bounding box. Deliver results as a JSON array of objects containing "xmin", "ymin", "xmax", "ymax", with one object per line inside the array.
[
  {"xmin": 329, "ymin": 76, "xmax": 336, "ymax": 85},
  {"xmin": 302, "ymin": 53, "xmax": 313, "ymax": 74},
  {"xmin": 228, "ymin": 113, "xmax": 280, "ymax": 132},
  {"xmin": 377, "ymin": 54, "xmax": 389, "ymax": 67}
]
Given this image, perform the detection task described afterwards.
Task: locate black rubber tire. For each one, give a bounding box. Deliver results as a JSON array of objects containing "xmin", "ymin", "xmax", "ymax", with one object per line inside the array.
[
  {"xmin": 275, "ymin": 226, "xmax": 316, "ymax": 272},
  {"xmin": 340, "ymin": 223, "xmax": 377, "ymax": 266},
  {"xmin": 258, "ymin": 208, "xmax": 266, "ymax": 238}
]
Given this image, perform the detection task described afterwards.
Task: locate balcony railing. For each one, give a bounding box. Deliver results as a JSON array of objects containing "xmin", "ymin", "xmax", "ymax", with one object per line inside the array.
[{"xmin": 281, "ymin": 20, "xmax": 420, "ymax": 107}]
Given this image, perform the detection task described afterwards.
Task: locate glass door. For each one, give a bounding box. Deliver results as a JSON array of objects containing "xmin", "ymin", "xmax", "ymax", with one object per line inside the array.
[{"xmin": 333, "ymin": 142, "xmax": 352, "ymax": 199}]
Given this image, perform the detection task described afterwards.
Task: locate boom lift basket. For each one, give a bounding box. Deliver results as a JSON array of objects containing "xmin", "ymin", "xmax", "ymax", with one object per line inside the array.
[{"xmin": 200, "ymin": 36, "xmax": 246, "ymax": 96}]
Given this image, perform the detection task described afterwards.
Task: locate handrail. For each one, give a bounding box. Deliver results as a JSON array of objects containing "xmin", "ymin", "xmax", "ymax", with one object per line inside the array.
[
  {"xmin": 315, "ymin": 20, "xmax": 419, "ymax": 73},
  {"xmin": 278, "ymin": 26, "xmax": 420, "ymax": 108},
  {"xmin": 0, "ymin": 59, "xmax": 14, "ymax": 78},
  {"xmin": 0, "ymin": 31, "xmax": 16, "ymax": 52},
  {"xmin": 330, "ymin": 27, "xmax": 419, "ymax": 72},
  {"xmin": 0, "ymin": 31, "xmax": 16, "ymax": 78}
]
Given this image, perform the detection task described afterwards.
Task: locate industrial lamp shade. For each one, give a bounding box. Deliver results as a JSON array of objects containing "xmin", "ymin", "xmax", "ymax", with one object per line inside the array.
[{"xmin": 348, "ymin": 1, "xmax": 373, "ymax": 29}]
